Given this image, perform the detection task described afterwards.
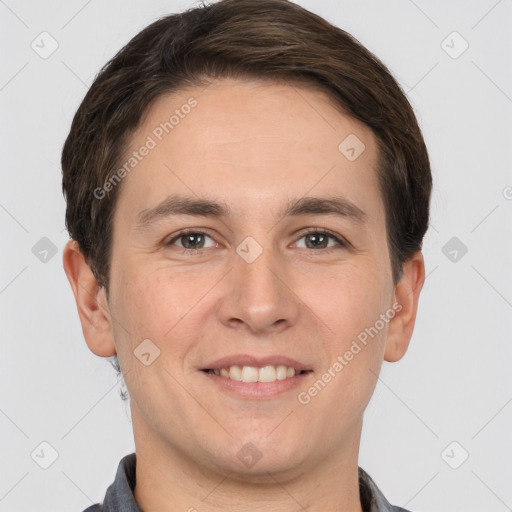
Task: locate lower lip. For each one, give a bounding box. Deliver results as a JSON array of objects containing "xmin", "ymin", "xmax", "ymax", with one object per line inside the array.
[{"xmin": 201, "ymin": 371, "xmax": 312, "ymax": 399}]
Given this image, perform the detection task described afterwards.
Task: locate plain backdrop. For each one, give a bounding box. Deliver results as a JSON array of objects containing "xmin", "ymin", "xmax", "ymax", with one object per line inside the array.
[{"xmin": 1, "ymin": 1, "xmax": 511, "ymax": 511}]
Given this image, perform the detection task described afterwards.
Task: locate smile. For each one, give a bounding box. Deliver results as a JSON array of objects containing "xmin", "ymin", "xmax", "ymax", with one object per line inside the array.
[{"xmin": 202, "ymin": 365, "xmax": 309, "ymax": 383}]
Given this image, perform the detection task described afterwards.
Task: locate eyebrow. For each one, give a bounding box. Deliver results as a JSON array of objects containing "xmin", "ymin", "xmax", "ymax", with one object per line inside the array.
[{"xmin": 136, "ymin": 194, "xmax": 367, "ymax": 229}]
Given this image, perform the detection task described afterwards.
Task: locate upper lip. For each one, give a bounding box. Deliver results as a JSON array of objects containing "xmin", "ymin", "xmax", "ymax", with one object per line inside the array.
[{"xmin": 202, "ymin": 354, "xmax": 311, "ymax": 372}]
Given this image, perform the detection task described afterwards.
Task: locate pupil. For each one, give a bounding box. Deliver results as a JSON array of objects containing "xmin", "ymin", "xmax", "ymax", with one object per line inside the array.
[
  {"xmin": 183, "ymin": 233, "xmax": 203, "ymax": 249},
  {"xmin": 306, "ymin": 233, "xmax": 326, "ymax": 249}
]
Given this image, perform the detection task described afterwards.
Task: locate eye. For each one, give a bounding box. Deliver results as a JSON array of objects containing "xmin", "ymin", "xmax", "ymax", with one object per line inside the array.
[
  {"xmin": 166, "ymin": 230, "xmax": 217, "ymax": 250},
  {"xmin": 294, "ymin": 230, "xmax": 347, "ymax": 250},
  {"xmin": 165, "ymin": 228, "xmax": 348, "ymax": 253}
]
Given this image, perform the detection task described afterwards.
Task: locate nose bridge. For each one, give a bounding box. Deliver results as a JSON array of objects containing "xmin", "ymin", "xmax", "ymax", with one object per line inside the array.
[
  {"xmin": 237, "ymin": 239, "xmax": 279, "ymax": 297},
  {"xmin": 218, "ymin": 234, "xmax": 299, "ymax": 333},
  {"xmin": 236, "ymin": 236, "xmax": 283, "ymax": 307}
]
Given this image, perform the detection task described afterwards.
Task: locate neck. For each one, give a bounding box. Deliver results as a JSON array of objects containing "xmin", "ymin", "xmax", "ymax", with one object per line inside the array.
[{"xmin": 132, "ymin": 408, "xmax": 364, "ymax": 512}]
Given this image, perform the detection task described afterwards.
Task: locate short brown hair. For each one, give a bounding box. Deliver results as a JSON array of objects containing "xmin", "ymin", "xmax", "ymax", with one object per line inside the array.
[{"xmin": 62, "ymin": 0, "xmax": 431, "ymax": 289}]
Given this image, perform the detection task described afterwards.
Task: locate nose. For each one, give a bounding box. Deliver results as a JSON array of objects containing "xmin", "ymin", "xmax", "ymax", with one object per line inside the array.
[{"xmin": 215, "ymin": 242, "xmax": 301, "ymax": 336}]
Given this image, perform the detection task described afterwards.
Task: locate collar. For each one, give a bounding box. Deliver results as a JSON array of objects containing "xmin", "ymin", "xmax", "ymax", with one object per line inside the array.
[
  {"xmin": 358, "ymin": 466, "xmax": 409, "ymax": 512},
  {"xmin": 87, "ymin": 453, "xmax": 409, "ymax": 512}
]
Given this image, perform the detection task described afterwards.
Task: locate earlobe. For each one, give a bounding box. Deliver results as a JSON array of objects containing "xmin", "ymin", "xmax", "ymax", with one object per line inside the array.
[
  {"xmin": 63, "ymin": 240, "xmax": 117, "ymax": 357},
  {"xmin": 384, "ymin": 251, "xmax": 425, "ymax": 362}
]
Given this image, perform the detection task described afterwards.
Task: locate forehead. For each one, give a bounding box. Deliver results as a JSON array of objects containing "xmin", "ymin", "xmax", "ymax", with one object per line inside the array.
[{"xmin": 116, "ymin": 78, "xmax": 383, "ymax": 223}]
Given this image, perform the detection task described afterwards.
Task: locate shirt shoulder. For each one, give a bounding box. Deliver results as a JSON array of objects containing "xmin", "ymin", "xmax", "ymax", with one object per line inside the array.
[
  {"xmin": 359, "ymin": 467, "xmax": 413, "ymax": 512},
  {"xmin": 80, "ymin": 453, "xmax": 142, "ymax": 512}
]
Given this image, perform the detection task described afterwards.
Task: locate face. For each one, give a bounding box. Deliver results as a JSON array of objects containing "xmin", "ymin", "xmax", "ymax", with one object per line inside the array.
[{"xmin": 89, "ymin": 78, "xmax": 414, "ymax": 477}]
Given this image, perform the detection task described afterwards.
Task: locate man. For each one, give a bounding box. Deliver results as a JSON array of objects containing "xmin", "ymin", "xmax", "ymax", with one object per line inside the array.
[{"xmin": 62, "ymin": 0, "xmax": 431, "ymax": 510}]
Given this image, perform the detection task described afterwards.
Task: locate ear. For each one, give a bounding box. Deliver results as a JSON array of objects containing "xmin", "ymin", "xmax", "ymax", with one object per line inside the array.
[
  {"xmin": 63, "ymin": 240, "xmax": 117, "ymax": 357},
  {"xmin": 384, "ymin": 251, "xmax": 425, "ymax": 362}
]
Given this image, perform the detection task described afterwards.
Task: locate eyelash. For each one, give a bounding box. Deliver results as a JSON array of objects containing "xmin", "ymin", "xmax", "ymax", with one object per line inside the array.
[{"xmin": 165, "ymin": 228, "xmax": 349, "ymax": 253}]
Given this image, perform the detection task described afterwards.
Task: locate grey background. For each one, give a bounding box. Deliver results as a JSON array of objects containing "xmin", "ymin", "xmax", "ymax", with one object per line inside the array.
[{"xmin": 1, "ymin": 0, "xmax": 511, "ymax": 511}]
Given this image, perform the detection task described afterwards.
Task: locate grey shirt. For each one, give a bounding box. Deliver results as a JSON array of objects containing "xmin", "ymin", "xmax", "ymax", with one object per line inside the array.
[{"xmin": 83, "ymin": 453, "xmax": 411, "ymax": 512}]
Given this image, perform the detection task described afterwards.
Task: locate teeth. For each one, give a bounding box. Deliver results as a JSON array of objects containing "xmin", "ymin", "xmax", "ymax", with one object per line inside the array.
[
  {"xmin": 212, "ymin": 364, "xmax": 303, "ymax": 383},
  {"xmin": 241, "ymin": 366, "xmax": 259, "ymax": 382},
  {"xmin": 229, "ymin": 365, "xmax": 242, "ymax": 381},
  {"xmin": 276, "ymin": 365, "xmax": 288, "ymax": 380},
  {"xmin": 258, "ymin": 365, "xmax": 276, "ymax": 382}
]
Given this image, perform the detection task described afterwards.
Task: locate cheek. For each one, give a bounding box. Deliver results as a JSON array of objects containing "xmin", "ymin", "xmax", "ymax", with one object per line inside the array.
[
  {"xmin": 108, "ymin": 264, "xmax": 177, "ymax": 370},
  {"xmin": 108, "ymin": 266, "xmax": 190, "ymax": 411},
  {"xmin": 300, "ymin": 271, "xmax": 390, "ymax": 430},
  {"xmin": 307, "ymin": 262, "xmax": 390, "ymax": 400},
  {"xmin": 109, "ymin": 260, "xmax": 216, "ymax": 381},
  {"xmin": 112, "ymin": 260, "xmax": 188, "ymax": 333},
  {"xmin": 310, "ymin": 260, "xmax": 390, "ymax": 340}
]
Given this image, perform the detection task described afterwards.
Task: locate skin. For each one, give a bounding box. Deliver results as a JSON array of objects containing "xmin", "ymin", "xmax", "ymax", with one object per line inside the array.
[{"xmin": 64, "ymin": 78, "xmax": 424, "ymax": 512}]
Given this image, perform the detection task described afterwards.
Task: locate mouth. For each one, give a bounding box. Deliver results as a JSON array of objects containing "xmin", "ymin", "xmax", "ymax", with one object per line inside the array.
[
  {"xmin": 201, "ymin": 365, "xmax": 311, "ymax": 383},
  {"xmin": 200, "ymin": 355, "xmax": 313, "ymax": 399}
]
